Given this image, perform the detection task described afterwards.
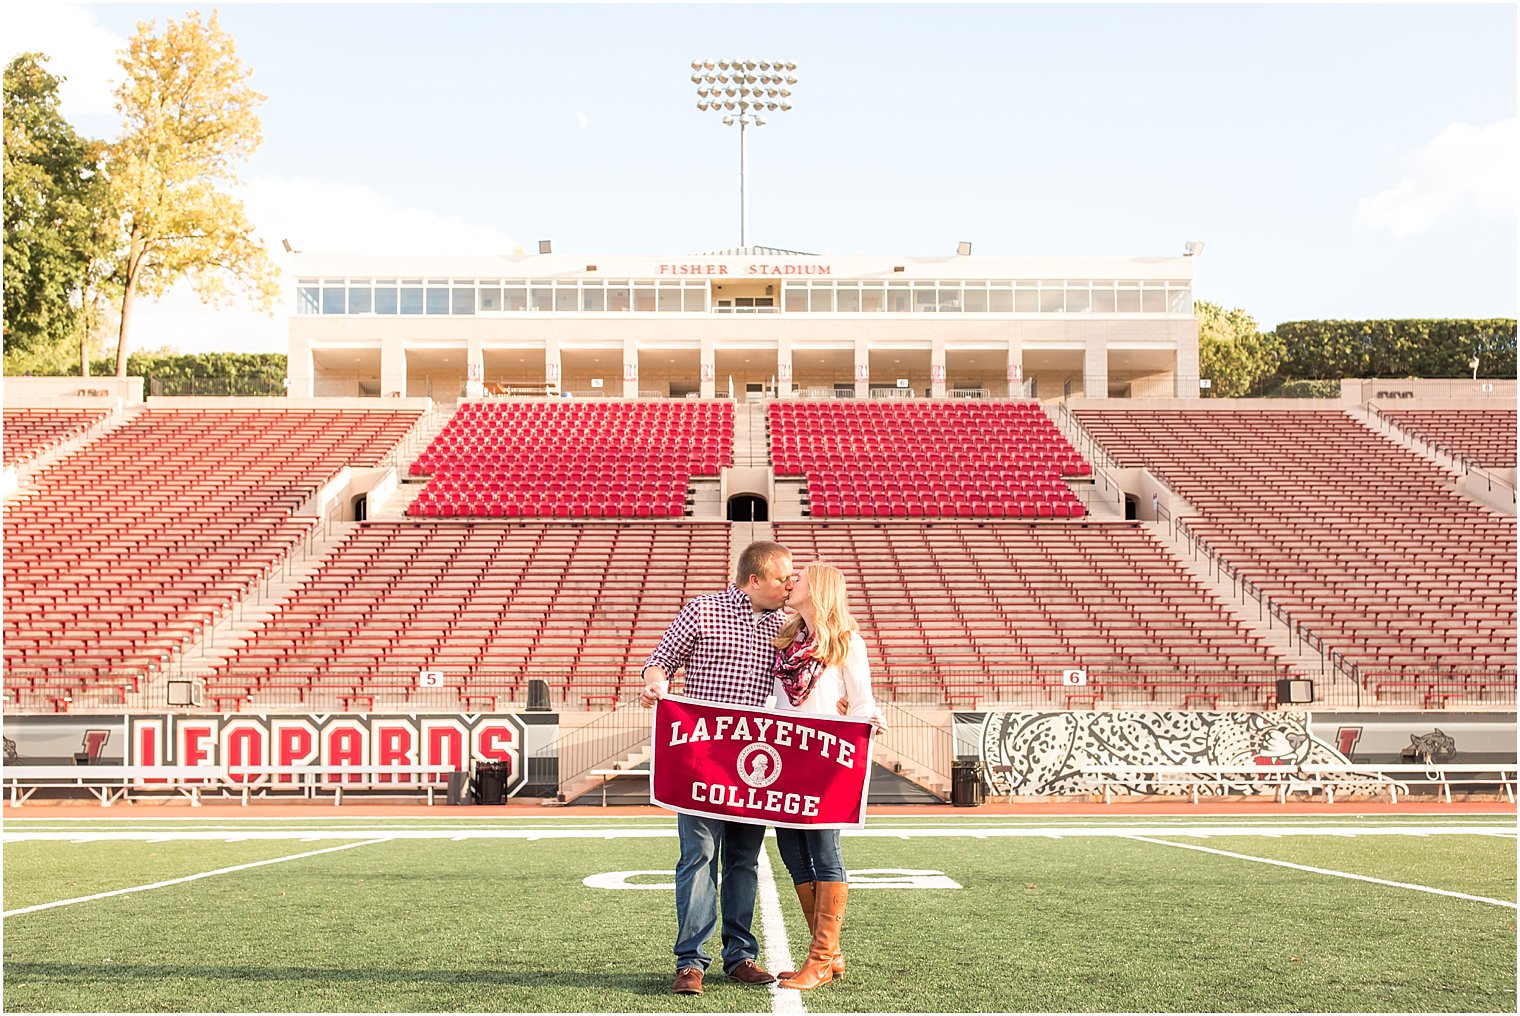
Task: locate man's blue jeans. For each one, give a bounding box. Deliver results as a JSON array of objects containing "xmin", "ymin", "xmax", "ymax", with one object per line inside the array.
[{"xmin": 673, "ymin": 813, "xmax": 766, "ymax": 973}]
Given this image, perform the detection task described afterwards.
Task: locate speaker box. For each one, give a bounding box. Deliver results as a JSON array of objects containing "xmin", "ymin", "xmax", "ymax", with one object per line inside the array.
[
  {"xmin": 1275, "ymin": 678, "xmax": 1314, "ymax": 704},
  {"xmin": 527, "ymin": 678, "xmax": 551, "ymax": 712}
]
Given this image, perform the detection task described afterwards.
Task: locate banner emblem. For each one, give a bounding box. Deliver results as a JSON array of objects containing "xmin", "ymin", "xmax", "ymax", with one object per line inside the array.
[{"xmin": 737, "ymin": 743, "xmax": 782, "ymax": 788}]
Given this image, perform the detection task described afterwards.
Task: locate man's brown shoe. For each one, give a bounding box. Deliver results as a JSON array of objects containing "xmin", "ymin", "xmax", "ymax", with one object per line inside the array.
[
  {"xmin": 673, "ymin": 967, "xmax": 704, "ymax": 995},
  {"xmin": 726, "ymin": 959, "xmax": 777, "ymax": 985}
]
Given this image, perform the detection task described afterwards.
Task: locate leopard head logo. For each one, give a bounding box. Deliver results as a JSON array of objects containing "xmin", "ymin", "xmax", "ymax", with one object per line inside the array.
[{"xmin": 1403, "ymin": 729, "xmax": 1456, "ymax": 764}]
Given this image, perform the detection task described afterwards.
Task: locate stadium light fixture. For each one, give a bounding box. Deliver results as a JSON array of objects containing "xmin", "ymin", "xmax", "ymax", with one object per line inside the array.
[
  {"xmin": 692, "ymin": 58, "xmax": 797, "ymax": 247},
  {"xmin": 1183, "ymin": 240, "xmax": 1205, "ymax": 256},
  {"xmin": 957, "ymin": 241, "xmax": 972, "ymax": 256},
  {"xmin": 538, "ymin": 240, "xmax": 553, "ymax": 254}
]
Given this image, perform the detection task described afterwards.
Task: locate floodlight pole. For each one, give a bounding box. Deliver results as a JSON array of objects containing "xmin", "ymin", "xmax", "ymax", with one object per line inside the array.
[
  {"xmin": 691, "ymin": 59, "xmax": 795, "ymax": 250},
  {"xmin": 739, "ymin": 117, "xmax": 749, "ymax": 248}
]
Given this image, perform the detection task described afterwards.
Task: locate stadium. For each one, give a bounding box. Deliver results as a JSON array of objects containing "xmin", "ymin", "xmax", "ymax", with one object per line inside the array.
[{"xmin": 3, "ymin": 9, "xmax": 1518, "ymax": 1015}]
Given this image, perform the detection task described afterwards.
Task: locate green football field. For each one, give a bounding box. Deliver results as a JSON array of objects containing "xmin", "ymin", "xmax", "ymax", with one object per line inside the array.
[{"xmin": 2, "ymin": 812, "xmax": 1515, "ymax": 1013}]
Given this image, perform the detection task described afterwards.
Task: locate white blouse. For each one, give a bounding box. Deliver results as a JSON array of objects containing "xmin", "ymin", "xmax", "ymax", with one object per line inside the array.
[{"xmin": 773, "ymin": 630, "xmax": 881, "ymax": 724}]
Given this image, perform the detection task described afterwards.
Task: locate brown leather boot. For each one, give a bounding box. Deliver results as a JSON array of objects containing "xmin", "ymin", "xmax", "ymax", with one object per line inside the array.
[
  {"xmin": 776, "ymin": 881, "xmax": 816, "ymax": 981},
  {"xmin": 779, "ymin": 881, "xmax": 847, "ymax": 991},
  {"xmin": 778, "ymin": 882, "xmax": 847, "ymax": 982}
]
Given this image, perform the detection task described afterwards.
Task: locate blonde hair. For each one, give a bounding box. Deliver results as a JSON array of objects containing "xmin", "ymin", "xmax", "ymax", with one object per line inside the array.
[{"xmin": 774, "ymin": 561, "xmax": 859, "ymax": 668}]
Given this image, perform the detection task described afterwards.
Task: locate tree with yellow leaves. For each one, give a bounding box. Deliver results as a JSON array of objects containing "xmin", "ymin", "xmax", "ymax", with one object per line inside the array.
[{"xmin": 108, "ymin": 10, "xmax": 278, "ymax": 377}]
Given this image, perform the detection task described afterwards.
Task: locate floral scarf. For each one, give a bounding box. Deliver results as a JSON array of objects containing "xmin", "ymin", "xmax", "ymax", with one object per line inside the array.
[{"xmin": 774, "ymin": 625, "xmax": 826, "ymax": 707}]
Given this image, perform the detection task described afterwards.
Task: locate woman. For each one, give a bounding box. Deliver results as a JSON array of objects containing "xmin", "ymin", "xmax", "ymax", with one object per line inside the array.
[{"xmin": 771, "ymin": 561, "xmax": 884, "ymax": 991}]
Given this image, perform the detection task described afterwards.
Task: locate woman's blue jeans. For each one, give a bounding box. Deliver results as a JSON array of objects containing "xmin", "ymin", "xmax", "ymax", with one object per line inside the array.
[{"xmin": 775, "ymin": 826, "xmax": 847, "ymax": 884}]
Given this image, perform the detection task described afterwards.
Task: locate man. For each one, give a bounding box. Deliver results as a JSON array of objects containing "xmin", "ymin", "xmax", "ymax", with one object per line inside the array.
[{"xmin": 639, "ymin": 540, "xmax": 794, "ymax": 996}]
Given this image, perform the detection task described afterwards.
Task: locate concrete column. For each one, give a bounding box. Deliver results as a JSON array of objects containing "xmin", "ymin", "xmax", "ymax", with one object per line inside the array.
[
  {"xmin": 930, "ymin": 338, "xmax": 948, "ymax": 399},
  {"xmin": 545, "ymin": 340, "xmax": 561, "ymax": 397},
  {"xmin": 380, "ymin": 336, "xmax": 407, "ymax": 399},
  {"xmin": 466, "ymin": 335, "xmax": 485, "ymax": 399},
  {"xmin": 854, "ymin": 338, "xmax": 870, "ymax": 399},
  {"xmin": 700, "ymin": 336, "xmax": 716, "ymax": 399},
  {"xmin": 286, "ymin": 332, "xmax": 315, "ymax": 397},
  {"xmin": 1083, "ymin": 335, "xmax": 1109, "ymax": 400},
  {"xmin": 777, "ymin": 338, "xmax": 793, "ymax": 399},
  {"xmin": 623, "ymin": 337, "xmax": 639, "ymax": 399},
  {"xmin": 1006, "ymin": 340, "xmax": 1024, "ymax": 399},
  {"xmin": 1175, "ymin": 320, "xmax": 1201, "ymax": 399}
]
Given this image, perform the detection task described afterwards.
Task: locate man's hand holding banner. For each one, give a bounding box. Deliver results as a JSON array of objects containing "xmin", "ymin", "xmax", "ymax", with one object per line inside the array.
[{"xmin": 650, "ymin": 695, "xmax": 875, "ymax": 830}]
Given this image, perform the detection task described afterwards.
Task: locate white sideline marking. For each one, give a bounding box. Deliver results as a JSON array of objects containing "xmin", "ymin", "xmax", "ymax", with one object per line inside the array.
[
  {"xmin": 757, "ymin": 845, "xmax": 805, "ymax": 1014},
  {"xmin": 1128, "ymin": 835, "xmax": 1517, "ymax": 909},
  {"xmin": 2, "ymin": 838, "xmax": 389, "ymax": 919}
]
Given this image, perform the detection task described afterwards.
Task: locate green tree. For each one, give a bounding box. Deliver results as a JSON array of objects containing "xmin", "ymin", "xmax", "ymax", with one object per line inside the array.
[
  {"xmin": 107, "ymin": 10, "xmax": 279, "ymax": 378},
  {"xmin": 1274, "ymin": 319, "xmax": 1517, "ymax": 379},
  {"xmin": 1196, "ymin": 300, "xmax": 1283, "ymax": 397},
  {"xmin": 83, "ymin": 350, "xmax": 288, "ymax": 395},
  {"xmin": 2, "ymin": 53, "xmax": 115, "ymax": 376}
]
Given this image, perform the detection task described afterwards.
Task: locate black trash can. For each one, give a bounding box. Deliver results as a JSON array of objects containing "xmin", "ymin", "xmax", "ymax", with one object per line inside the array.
[
  {"xmin": 445, "ymin": 770, "xmax": 474, "ymax": 806},
  {"xmin": 475, "ymin": 761, "xmax": 509, "ymax": 805},
  {"xmin": 951, "ymin": 759, "xmax": 985, "ymax": 807}
]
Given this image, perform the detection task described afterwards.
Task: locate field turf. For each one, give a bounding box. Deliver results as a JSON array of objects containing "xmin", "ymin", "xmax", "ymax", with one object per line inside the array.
[{"xmin": 2, "ymin": 813, "xmax": 1515, "ymax": 1013}]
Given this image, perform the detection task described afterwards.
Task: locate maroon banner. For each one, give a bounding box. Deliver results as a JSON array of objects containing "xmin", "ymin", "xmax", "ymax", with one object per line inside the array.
[{"xmin": 650, "ymin": 695, "xmax": 875, "ymax": 829}]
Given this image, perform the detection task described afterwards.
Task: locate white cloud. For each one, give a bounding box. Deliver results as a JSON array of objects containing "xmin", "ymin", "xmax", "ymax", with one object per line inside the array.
[
  {"xmin": 240, "ymin": 176, "xmax": 517, "ymax": 257},
  {"xmin": 1357, "ymin": 118, "xmax": 1518, "ymax": 237},
  {"xmin": 577, "ymin": 111, "xmax": 589, "ymax": 129},
  {"xmin": 126, "ymin": 177, "xmax": 518, "ymax": 355},
  {"xmin": 3, "ymin": 3, "xmax": 124, "ymax": 118}
]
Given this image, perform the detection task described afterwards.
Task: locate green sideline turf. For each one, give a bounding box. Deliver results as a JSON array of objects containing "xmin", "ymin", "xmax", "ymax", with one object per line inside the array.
[{"xmin": 2, "ymin": 822, "xmax": 1515, "ymax": 1013}]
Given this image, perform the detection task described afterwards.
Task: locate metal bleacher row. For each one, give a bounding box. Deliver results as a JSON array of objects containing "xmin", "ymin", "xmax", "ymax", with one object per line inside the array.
[
  {"xmin": 1377, "ymin": 408, "xmax": 1518, "ymax": 468},
  {"xmin": 770, "ymin": 400, "xmax": 1091, "ymax": 518},
  {"xmin": 3, "ymin": 409, "xmax": 423, "ymax": 711},
  {"xmin": 406, "ymin": 400, "xmax": 733, "ymax": 517},
  {"xmin": 1074, "ymin": 409, "xmax": 1517, "ymax": 707},
  {"xmin": 773, "ymin": 521, "xmax": 1293, "ymax": 709},
  {"xmin": 2, "ymin": 408, "xmax": 112, "ymax": 468}
]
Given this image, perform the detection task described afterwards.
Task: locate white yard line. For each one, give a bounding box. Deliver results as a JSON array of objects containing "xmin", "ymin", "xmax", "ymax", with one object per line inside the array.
[
  {"xmin": 757, "ymin": 845, "xmax": 805, "ymax": 1014},
  {"xmin": 3, "ymin": 825, "xmax": 1512, "ymax": 843},
  {"xmin": 1128, "ymin": 835, "xmax": 1517, "ymax": 909},
  {"xmin": 2, "ymin": 838, "xmax": 389, "ymax": 918}
]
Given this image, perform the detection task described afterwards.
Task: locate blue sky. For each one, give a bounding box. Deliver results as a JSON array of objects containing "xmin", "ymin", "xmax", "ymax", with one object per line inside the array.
[{"xmin": 10, "ymin": 3, "xmax": 1517, "ymax": 352}]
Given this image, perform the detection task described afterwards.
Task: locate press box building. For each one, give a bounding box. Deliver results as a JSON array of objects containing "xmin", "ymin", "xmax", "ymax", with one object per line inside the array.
[{"xmin": 286, "ymin": 249, "xmax": 1200, "ymax": 402}]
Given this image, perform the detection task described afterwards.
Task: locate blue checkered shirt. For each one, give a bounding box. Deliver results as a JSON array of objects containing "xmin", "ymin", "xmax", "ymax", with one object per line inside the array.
[{"xmin": 641, "ymin": 585, "xmax": 783, "ymax": 708}]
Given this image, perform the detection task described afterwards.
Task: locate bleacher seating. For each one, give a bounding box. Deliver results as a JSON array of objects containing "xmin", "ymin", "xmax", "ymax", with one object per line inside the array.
[
  {"xmin": 2, "ymin": 408, "xmax": 111, "ymax": 468},
  {"xmin": 774, "ymin": 520, "xmax": 1291, "ymax": 707},
  {"xmin": 1377, "ymin": 409, "xmax": 1517, "ymax": 467},
  {"xmin": 4, "ymin": 409, "xmax": 422, "ymax": 710},
  {"xmin": 407, "ymin": 401, "xmax": 733, "ymax": 518},
  {"xmin": 204, "ymin": 521, "xmax": 731, "ymax": 711},
  {"xmin": 769, "ymin": 401, "xmax": 1091, "ymax": 518},
  {"xmin": 1074, "ymin": 409, "xmax": 1517, "ymax": 705}
]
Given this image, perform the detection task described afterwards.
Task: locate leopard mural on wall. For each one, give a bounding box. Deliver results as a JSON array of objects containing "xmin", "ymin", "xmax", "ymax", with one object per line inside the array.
[{"xmin": 981, "ymin": 711, "xmax": 1357, "ymax": 797}]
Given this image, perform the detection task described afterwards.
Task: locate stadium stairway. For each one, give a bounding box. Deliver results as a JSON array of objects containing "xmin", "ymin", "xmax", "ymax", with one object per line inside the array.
[
  {"xmin": 148, "ymin": 520, "xmax": 362, "ymax": 701},
  {"xmin": 1142, "ymin": 515, "xmax": 1328, "ymax": 685},
  {"xmin": 1346, "ymin": 405, "xmax": 1516, "ymax": 516},
  {"xmin": 3, "ymin": 403, "xmax": 141, "ymax": 491},
  {"xmin": 732, "ymin": 401, "xmax": 769, "ymax": 467}
]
